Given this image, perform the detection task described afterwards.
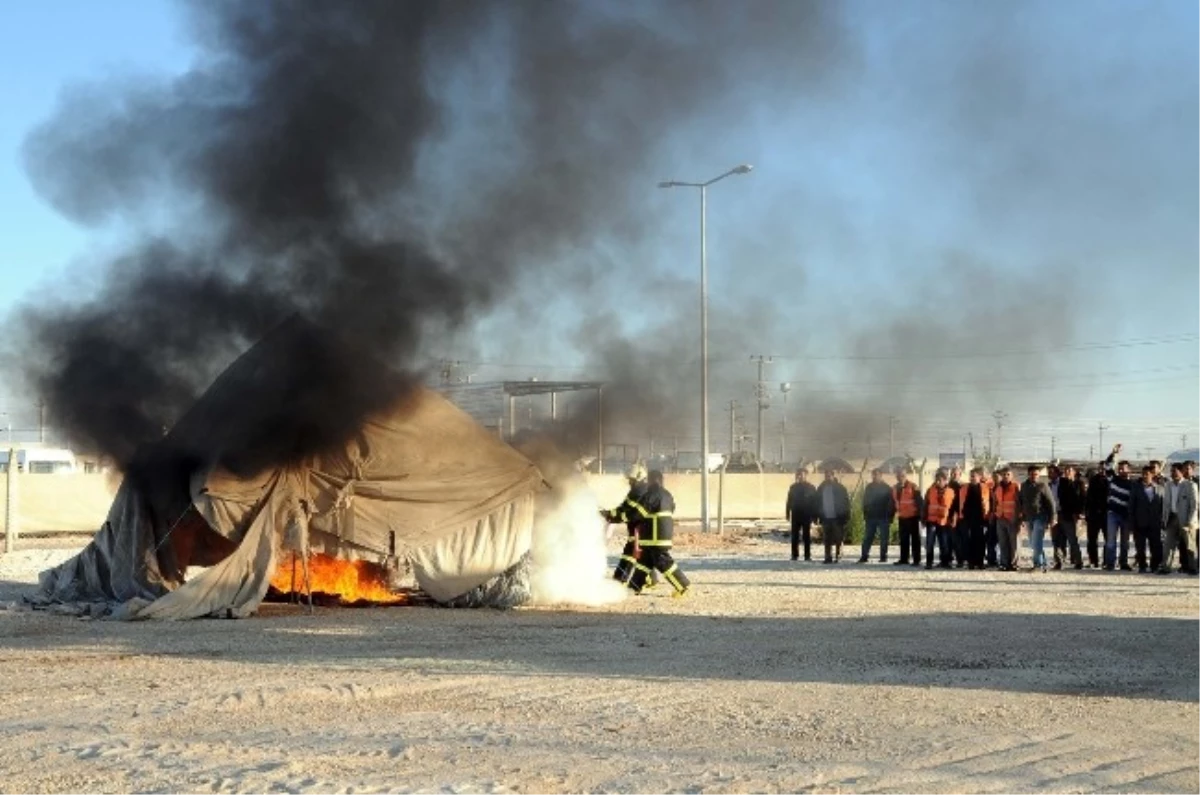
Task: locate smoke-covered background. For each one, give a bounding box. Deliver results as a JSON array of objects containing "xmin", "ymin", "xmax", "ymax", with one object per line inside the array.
[{"xmin": 1, "ymin": 0, "xmax": 1196, "ymax": 469}]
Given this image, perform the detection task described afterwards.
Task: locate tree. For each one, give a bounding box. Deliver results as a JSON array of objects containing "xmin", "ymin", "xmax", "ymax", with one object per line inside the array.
[{"xmin": 974, "ymin": 445, "xmax": 1000, "ymax": 473}]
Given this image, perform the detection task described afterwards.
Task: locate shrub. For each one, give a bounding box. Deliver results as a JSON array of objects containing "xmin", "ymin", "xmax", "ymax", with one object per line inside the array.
[{"xmin": 844, "ymin": 490, "xmax": 865, "ymax": 546}]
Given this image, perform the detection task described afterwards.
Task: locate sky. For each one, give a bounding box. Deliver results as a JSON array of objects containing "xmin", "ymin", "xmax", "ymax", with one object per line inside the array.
[{"xmin": 0, "ymin": 0, "xmax": 1196, "ymax": 463}]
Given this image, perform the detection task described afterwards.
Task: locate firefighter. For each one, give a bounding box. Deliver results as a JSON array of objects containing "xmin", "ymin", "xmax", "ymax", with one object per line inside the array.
[
  {"xmin": 601, "ymin": 461, "xmax": 651, "ymax": 586},
  {"xmin": 626, "ymin": 469, "xmax": 691, "ymax": 597},
  {"xmin": 924, "ymin": 469, "xmax": 956, "ymax": 569}
]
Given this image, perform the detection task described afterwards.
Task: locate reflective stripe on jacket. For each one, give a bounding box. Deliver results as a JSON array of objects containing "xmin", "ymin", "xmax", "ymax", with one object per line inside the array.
[{"xmin": 631, "ymin": 483, "xmax": 676, "ymax": 547}]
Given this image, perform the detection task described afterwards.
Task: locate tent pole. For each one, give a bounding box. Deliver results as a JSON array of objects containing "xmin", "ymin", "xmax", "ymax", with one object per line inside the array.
[
  {"xmin": 302, "ymin": 551, "xmax": 313, "ymax": 614},
  {"xmin": 290, "ymin": 552, "xmax": 297, "ymax": 604}
]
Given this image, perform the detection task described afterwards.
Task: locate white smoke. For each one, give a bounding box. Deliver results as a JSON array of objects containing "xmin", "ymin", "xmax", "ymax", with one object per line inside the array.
[{"xmin": 528, "ymin": 474, "xmax": 628, "ymax": 607}]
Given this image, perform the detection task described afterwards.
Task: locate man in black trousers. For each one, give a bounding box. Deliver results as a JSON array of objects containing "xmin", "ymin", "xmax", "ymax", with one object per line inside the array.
[
  {"xmin": 1129, "ymin": 464, "xmax": 1165, "ymax": 573},
  {"xmin": 1050, "ymin": 464, "xmax": 1084, "ymax": 570},
  {"xmin": 1085, "ymin": 465, "xmax": 1108, "ymax": 568},
  {"xmin": 892, "ymin": 467, "xmax": 924, "ymax": 566},
  {"xmin": 785, "ymin": 468, "xmax": 817, "ymax": 561}
]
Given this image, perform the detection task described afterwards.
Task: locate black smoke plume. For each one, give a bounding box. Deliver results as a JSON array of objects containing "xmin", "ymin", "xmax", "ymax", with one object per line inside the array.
[{"xmin": 12, "ymin": 0, "xmax": 853, "ymax": 471}]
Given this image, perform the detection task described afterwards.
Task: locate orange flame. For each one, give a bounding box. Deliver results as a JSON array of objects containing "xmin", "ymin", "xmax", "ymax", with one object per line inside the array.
[{"xmin": 270, "ymin": 552, "xmax": 404, "ymax": 604}]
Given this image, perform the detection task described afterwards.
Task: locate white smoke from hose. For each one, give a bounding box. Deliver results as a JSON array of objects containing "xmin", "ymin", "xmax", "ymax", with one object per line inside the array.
[{"xmin": 528, "ymin": 469, "xmax": 627, "ymax": 607}]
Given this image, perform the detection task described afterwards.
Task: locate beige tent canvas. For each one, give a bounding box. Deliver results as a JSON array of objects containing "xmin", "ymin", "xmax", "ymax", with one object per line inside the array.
[{"xmin": 28, "ymin": 318, "xmax": 547, "ymax": 619}]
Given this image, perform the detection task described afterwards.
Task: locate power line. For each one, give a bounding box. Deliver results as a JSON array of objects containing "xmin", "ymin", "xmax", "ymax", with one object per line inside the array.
[{"xmin": 758, "ymin": 333, "xmax": 1199, "ymax": 362}]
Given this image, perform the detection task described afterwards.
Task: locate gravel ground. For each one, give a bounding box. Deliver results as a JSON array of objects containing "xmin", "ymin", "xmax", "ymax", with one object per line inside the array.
[{"xmin": 0, "ymin": 531, "xmax": 1196, "ymax": 794}]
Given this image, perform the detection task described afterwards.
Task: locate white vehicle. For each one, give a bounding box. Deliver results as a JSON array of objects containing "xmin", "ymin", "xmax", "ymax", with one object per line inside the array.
[{"xmin": 0, "ymin": 448, "xmax": 78, "ymax": 474}]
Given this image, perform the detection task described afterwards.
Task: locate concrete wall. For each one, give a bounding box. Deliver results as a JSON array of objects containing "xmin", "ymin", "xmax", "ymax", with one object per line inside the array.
[
  {"xmin": 0, "ymin": 462, "xmax": 949, "ymax": 538},
  {"xmin": 585, "ymin": 462, "xmax": 948, "ymax": 522},
  {"xmin": 0, "ymin": 473, "xmax": 117, "ymax": 537},
  {"xmin": 585, "ymin": 473, "xmax": 845, "ymax": 521}
]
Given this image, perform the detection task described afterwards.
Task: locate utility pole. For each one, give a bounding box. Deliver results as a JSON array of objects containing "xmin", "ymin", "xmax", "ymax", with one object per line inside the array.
[
  {"xmin": 727, "ymin": 400, "xmax": 739, "ymax": 455},
  {"xmin": 1050, "ymin": 436, "xmax": 1056, "ymax": 461},
  {"xmin": 889, "ymin": 416, "xmax": 897, "ymax": 459},
  {"xmin": 779, "ymin": 382, "xmax": 791, "ymax": 465},
  {"xmin": 1182, "ymin": 433, "xmax": 1189, "ymax": 449},
  {"xmin": 750, "ymin": 355, "xmax": 773, "ymax": 462},
  {"xmin": 1089, "ymin": 444, "xmax": 1094, "ymax": 460},
  {"xmin": 38, "ymin": 401, "xmax": 45, "ymax": 445},
  {"xmin": 1098, "ymin": 423, "xmax": 1109, "ymax": 455},
  {"xmin": 968, "ymin": 432, "xmax": 975, "ymax": 461},
  {"xmin": 993, "ymin": 410, "xmax": 1008, "ymax": 460}
]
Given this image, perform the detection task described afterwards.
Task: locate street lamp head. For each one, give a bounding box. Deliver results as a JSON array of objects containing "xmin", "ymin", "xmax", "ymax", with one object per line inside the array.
[
  {"xmin": 657, "ymin": 181, "xmax": 676, "ymax": 189},
  {"xmin": 780, "ymin": 382, "xmax": 791, "ymax": 393},
  {"xmin": 732, "ymin": 164, "xmax": 753, "ymax": 174}
]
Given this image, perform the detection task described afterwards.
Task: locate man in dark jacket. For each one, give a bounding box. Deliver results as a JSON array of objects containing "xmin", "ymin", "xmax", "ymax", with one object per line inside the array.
[
  {"xmin": 1049, "ymin": 464, "xmax": 1084, "ymax": 570},
  {"xmin": 814, "ymin": 468, "xmax": 851, "ymax": 564},
  {"xmin": 958, "ymin": 467, "xmax": 990, "ymax": 570},
  {"xmin": 785, "ymin": 468, "xmax": 817, "ymax": 561},
  {"xmin": 1085, "ymin": 466, "xmax": 1108, "ymax": 568},
  {"xmin": 1128, "ymin": 465, "xmax": 1165, "ymax": 573},
  {"xmin": 1180, "ymin": 461, "xmax": 1200, "ymax": 566},
  {"xmin": 1018, "ymin": 465, "xmax": 1057, "ymax": 572},
  {"xmin": 859, "ymin": 468, "xmax": 895, "ymax": 563}
]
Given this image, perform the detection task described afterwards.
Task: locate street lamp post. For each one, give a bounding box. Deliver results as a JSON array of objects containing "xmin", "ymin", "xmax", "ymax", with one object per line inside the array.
[
  {"xmin": 659, "ymin": 164, "xmax": 753, "ymax": 532},
  {"xmin": 779, "ymin": 382, "xmax": 791, "ymax": 466}
]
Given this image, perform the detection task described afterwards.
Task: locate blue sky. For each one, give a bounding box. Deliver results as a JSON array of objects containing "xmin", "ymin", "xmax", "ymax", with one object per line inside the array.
[
  {"xmin": 0, "ymin": 1, "xmax": 190, "ymax": 295},
  {"xmin": 0, "ymin": 0, "xmax": 1196, "ymax": 460}
]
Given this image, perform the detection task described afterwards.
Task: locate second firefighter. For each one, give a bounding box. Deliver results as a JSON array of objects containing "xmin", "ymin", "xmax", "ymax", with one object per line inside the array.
[{"xmin": 626, "ymin": 469, "xmax": 692, "ymax": 597}]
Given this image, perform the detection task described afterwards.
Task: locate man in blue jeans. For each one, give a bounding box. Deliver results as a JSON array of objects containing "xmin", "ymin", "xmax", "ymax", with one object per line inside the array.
[
  {"xmin": 858, "ymin": 468, "xmax": 895, "ymax": 563},
  {"xmin": 1018, "ymin": 464, "xmax": 1057, "ymax": 572},
  {"xmin": 1102, "ymin": 444, "xmax": 1135, "ymax": 570}
]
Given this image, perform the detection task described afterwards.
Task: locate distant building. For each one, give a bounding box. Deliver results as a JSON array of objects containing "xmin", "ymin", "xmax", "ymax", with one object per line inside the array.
[{"xmin": 0, "ymin": 447, "xmax": 79, "ymax": 474}]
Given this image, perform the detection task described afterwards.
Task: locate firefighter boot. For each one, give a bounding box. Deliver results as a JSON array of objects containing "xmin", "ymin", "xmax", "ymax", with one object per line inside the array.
[
  {"xmin": 663, "ymin": 562, "xmax": 691, "ymax": 597},
  {"xmin": 627, "ymin": 562, "xmax": 655, "ymax": 594}
]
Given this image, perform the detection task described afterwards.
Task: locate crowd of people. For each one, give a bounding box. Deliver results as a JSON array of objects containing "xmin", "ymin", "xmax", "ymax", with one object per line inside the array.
[{"xmin": 785, "ymin": 445, "xmax": 1200, "ymax": 575}]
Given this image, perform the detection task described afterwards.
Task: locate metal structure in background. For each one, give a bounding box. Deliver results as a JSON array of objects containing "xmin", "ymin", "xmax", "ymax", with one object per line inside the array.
[
  {"xmin": 659, "ymin": 163, "xmax": 753, "ymax": 531},
  {"xmin": 750, "ymin": 354, "xmax": 773, "ymax": 462},
  {"xmin": 437, "ymin": 379, "xmax": 606, "ymax": 470},
  {"xmin": 993, "ymin": 410, "xmax": 1008, "ymax": 459}
]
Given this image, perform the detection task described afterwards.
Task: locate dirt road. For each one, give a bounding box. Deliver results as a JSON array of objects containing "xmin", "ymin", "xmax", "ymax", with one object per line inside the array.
[{"xmin": 1, "ymin": 533, "xmax": 1196, "ymax": 793}]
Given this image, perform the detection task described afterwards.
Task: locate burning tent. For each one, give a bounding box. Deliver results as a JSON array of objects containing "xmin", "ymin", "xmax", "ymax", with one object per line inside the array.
[{"xmin": 27, "ymin": 318, "xmax": 547, "ymax": 619}]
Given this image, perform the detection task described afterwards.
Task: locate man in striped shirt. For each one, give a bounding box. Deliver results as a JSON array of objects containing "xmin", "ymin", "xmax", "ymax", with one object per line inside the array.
[{"xmin": 1103, "ymin": 444, "xmax": 1135, "ymax": 571}]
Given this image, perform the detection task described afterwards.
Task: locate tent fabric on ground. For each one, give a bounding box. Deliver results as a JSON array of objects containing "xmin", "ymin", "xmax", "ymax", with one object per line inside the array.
[{"xmin": 28, "ymin": 319, "xmax": 547, "ymax": 619}]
